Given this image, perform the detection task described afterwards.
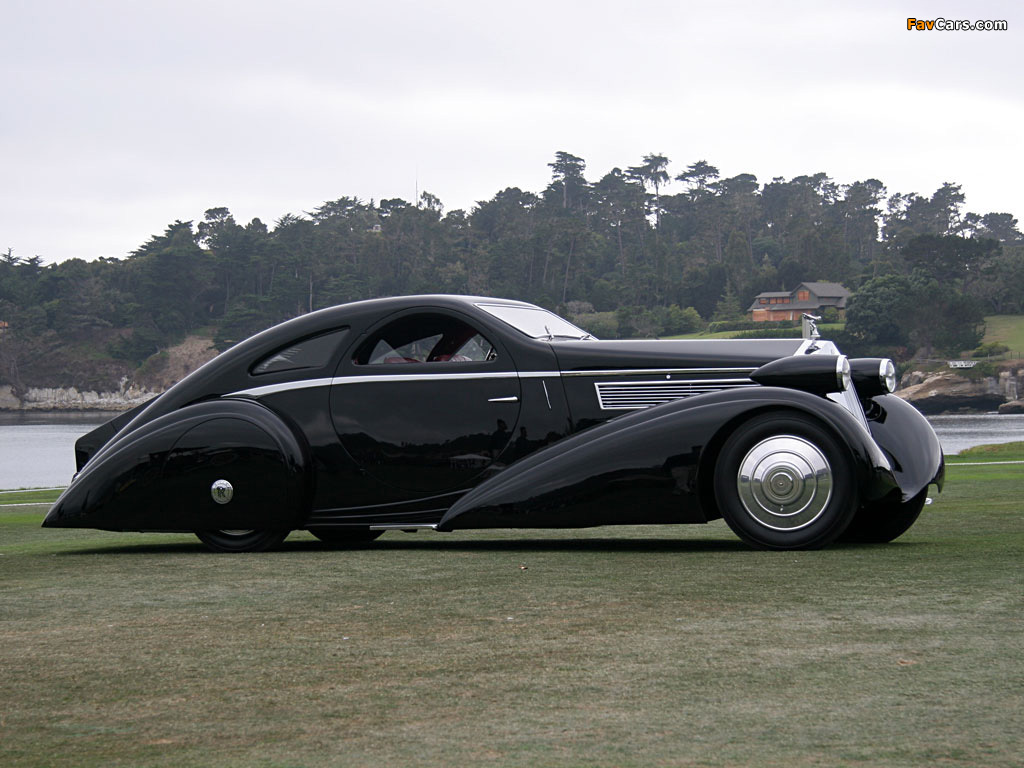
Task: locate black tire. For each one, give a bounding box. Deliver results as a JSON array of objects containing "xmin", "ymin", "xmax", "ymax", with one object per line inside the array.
[
  {"xmin": 839, "ymin": 489, "xmax": 928, "ymax": 543},
  {"xmin": 308, "ymin": 527, "xmax": 384, "ymax": 544},
  {"xmin": 195, "ymin": 529, "xmax": 290, "ymax": 553},
  {"xmin": 713, "ymin": 412, "xmax": 858, "ymax": 550}
]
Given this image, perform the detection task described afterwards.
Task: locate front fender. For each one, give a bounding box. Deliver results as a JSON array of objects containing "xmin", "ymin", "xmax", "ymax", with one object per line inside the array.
[
  {"xmin": 864, "ymin": 394, "xmax": 945, "ymax": 501},
  {"xmin": 438, "ymin": 387, "xmax": 899, "ymax": 530},
  {"xmin": 44, "ymin": 399, "xmax": 310, "ymax": 532}
]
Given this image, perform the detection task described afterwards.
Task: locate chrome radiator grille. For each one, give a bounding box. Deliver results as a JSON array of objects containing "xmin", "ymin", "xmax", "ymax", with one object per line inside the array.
[{"xmin": 595, "ymin": 379, "xmax": 757, "ymax": 410}]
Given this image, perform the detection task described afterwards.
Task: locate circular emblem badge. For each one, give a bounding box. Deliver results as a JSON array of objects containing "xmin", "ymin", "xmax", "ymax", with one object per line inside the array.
[{"xmin": 211, "ymin": 479, "xmax": 234, "ymax": 505}]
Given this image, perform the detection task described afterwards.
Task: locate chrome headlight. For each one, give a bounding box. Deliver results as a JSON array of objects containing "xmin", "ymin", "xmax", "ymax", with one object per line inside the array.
[
  {"xmin": 882, "ymin": 359, "xmax": 896, "ymax": 392},
  {"xmin": 837, "ymin": 356, "xmax": 852, "ymax": 391},
  {"xmin": 850, "ymin": 358, "xmax": 897, "ymax": 397}
]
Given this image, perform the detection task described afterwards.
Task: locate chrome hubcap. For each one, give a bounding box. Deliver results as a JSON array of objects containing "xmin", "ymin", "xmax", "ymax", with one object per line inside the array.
[
  {"xmin": 736, "ymin": 435, "xmax": 832, "ymax": 530},
  {"xmin": 218, "ymin": 529, "xmax": 254, "ymax": 536},
  {"xmin": 211, "ymin": 479, "xmax": 234, "ymax": 504}
]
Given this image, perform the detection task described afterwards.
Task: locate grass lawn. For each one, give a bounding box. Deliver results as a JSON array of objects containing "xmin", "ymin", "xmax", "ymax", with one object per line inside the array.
[
  {"xmin": 948, "ymin": 441, "xmax": 1024, "ymax": 463},
  {"xmin": 1, "ymin": 460, "xmax": 1021, "ymax": 767},
  {"xmin": 982, "ymin": 315, "xmax": 1024, "ymax": 355},
  {"xmin": 0, "ymin": 488, "xmax": 66, "ymax": 506}
]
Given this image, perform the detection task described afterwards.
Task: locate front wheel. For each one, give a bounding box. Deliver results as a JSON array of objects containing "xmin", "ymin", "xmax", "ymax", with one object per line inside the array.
[
  {"xmin": 839, "ymin": 489, "xmax": 928, "ymax": 543},
  {"xmin": 195, "ymin": 529, "xmax": 290, "ymax": 553},
  {"xmin": 713, "ymin": 412, "xmax": 858, "ymax": 550}
]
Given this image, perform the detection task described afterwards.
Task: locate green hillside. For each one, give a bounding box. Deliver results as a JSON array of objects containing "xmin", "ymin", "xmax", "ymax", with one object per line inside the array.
[{"xmin": 982, "ymin": 315, "xmax": 1024, "ymax": 354}]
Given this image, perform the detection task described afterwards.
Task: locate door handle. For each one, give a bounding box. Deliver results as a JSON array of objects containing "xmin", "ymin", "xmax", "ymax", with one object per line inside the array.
[{"xmin": 488, "ymin": 396, "xmax": 519, "ymax": 403}]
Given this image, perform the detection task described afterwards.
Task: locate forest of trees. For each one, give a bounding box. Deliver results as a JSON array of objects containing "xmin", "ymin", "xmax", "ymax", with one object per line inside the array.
[{"xmin": 1, "ymin": 151, "xmax": 1022, "ymax": 391}]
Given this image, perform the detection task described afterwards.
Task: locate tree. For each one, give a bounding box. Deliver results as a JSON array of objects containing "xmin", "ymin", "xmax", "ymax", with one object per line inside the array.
[
  {"xmin": 547, "ymin": 151, "xmax": 588, "ymax": 211},
  {"xmin": 845, "ymin": 275, "xmax": 915, "ymax": 348},
  {"xmin": 847, "ymin": 272, "xmax": 985, "ymax": 356},
  {"xmin": 971, "ymin": 245, "xmax": 1024, "ymax": 313},
  {"xmin": 591, "ymin": 168, "xmax": 646, "ymax": 280},
  {"xmin": 901, "ymin": 234, "xmax": 1000, "ymax": 292},
  {"xmin": 128, "ymin": 220, "xmax": 210, "ymax": 338},
  {"xmin": 675, "ymin": 160, "xmax": 720, "ymax": 196},
  {"xmin": 883, "ymin": 182, "xmax": 966, "ymax": 247},
  {"xmin": 976, "ymin": 212, "xmax": 1022, "ymax": 243},
  {"xmin": 662, "ymin": 305, "xmax": 704, "ymax": 334},
  {"xmin": 838, "ymin": 179, "xmax": 886, "ymax": 272},
  {"xmin": 627, "ymin": 153, "xmax": 670, "ymax": 222},
  {"xmin": 711, "ymin": 286, "xmax": 744, "ymax": 322}
]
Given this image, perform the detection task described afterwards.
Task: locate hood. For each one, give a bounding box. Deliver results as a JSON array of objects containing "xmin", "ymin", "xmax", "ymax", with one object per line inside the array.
[{"xmin": 552, "ymin": 338, "xmax": 807, "ymax": 372}]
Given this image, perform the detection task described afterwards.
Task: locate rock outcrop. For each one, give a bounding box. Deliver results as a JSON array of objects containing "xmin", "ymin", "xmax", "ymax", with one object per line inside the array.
[
  {"xmin": 897, "ymin": 367, "xmax": 1022, "ymax": 414},
  {"xmin": 0, "ymin": 334, "xmax": 218, "ymax": 412},
  {"xmin": 0, "ymin": 381, "xmax": 160, "ymax": 411}
]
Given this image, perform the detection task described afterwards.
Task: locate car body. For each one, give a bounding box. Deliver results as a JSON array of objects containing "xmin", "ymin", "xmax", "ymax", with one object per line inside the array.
[{"xmin": 44, "ymin": 295, "xmax": 944, "ymax": 551}]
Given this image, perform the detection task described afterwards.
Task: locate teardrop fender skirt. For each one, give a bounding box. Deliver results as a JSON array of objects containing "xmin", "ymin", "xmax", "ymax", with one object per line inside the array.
[
  {"xmin": 43, "ymin": 399, "xmax": 310, "ymax": 533},
  {"xmin": 437, "ymin": 386, "xmax": 900, "ymax": 531},
  {"xmin": 864, "ymin": 394, "xmax": 945, "ymax": 502}
]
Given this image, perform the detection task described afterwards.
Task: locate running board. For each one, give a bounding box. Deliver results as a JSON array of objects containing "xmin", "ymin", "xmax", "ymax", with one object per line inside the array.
[{"xmin": 368, "ymin": 523, "xmax": 439, "ymax": 531}]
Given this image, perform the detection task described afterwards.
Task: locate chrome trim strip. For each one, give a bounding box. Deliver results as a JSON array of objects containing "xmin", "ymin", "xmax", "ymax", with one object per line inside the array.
[
  {"xmin": 563, "ymin": 367, "xmax": 757, "ymax": 378},
  {"xmin": 541, "ymin": 380, "xmax": 552, "ymax": 409},
  {"xmin": 225, "ymin": 371, "xmax": 562, "ymax": 399},
  {"xmin": 226, "ymin": 377, "xmax": 335, "ymax": 398},
  {"xmin": 487, "ymin": 396, "xmax": 519, "ymax": 403},
  {"xmin": 368, "ymin": 523, "xmax": 438, "ymax": 531},
  {"xmin": 337, "ymin": 372, "xmax": 522, "ymax": 385},
  {"xmin": 227, "ymin": 368, "xmax": 756, "ymax": 399},
  {"xmin": 227, "ymin": 368, "xmax": 760, "ymax": 399}
]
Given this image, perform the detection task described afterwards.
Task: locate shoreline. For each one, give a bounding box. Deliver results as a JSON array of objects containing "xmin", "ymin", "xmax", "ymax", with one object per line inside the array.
[
  {"xmin": 0, "ymin": 384, "xmax": 159, "ymax": 413},
  {"xmin": 0, "ymin": 407, "xmax": 126, "ymax": 415}
]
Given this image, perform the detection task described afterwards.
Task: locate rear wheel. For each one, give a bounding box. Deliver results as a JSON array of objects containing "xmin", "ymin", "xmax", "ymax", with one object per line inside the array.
[
  {"xmin": 713, "ymin": 412, "xmax": 858, "ymax": 550},
  {"xmin": 839, "ymin": 489, "xmax": 928, "ymax": 543},
  {"xmin": 195, "ymin": 529, "xmax": 290, "ymax": 553},
  {"xmin": 308, "ymin": 527, "xmax": 383, "ymax": 544}
]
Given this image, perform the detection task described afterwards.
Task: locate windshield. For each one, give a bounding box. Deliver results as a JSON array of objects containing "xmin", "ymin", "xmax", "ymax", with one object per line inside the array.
[{"xmin": 476, "ymin": 303, "xmax": 595, "ymax": 341}]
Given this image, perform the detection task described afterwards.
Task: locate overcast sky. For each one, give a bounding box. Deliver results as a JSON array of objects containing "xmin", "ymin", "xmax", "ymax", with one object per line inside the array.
[{"xmin": 3, "ymin": 0, "xmax": 1020, "ymax": 264}]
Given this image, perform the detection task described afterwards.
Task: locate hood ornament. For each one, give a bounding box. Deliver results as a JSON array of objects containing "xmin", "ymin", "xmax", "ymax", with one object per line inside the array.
[
  {"xmin": 801, "ymin": 313, "xmax": 822, "ymax": 353},
  {"xmin": 801, "ymin": 313, "xmax": 821, "ymax": 341}
]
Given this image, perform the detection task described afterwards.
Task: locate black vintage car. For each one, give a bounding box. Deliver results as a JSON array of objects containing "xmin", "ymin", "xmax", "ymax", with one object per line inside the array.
[{"xmin": 45, "ymin": 295, "xmax": 944, "ymax": 552}]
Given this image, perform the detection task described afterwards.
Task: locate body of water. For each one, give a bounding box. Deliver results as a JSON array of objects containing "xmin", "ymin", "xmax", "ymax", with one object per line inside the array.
[
  {"xmin": 0, "ymin": 412, "xmax": 111, "ymax": 489},
  {"xmin": 1, "ymin": 411, "xmax": 1022, "ymax": 490},
  {"xmin": 925, "ymin": 413, "xmax": 1024, "ymax": 455}
]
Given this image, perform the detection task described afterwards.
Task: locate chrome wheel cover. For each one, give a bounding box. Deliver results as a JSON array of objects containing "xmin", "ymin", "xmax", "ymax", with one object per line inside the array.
[
  {"xmin": 211, "ymin": 479, "xmax": 234, "ymax": 504},
  {"xmin": 218, "ymin": 529, "xmax": 255, "ymax": 536},
  {"xmin": 736, "ymin": 435, "xmax": 832, "ymax": 531}
]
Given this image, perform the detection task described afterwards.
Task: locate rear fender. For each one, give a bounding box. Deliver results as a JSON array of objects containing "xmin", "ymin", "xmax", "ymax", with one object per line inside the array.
[
  {"xmin": 74, "ymin": 398, "xmax": 156, "ymax": 471},
  {"xmin": 45, "ymin": 399, "xmax": 310, "ymax": 532}
]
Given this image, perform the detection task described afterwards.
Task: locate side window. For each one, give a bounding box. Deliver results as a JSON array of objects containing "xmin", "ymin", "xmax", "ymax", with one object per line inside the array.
[
  {"xmin": 452, "ymin": 333, "xmax": 496, "ymax": 362},
  {"xmin": 367, "ymin": 333, "xmax": 444, "ymax": 365},
  {"xmin": 355, "ymin": 314, "xmax": 496, "ymax": 365},
  {"xmin": 252, "ymin": 328, "xmax": 349, "ymax": 375}
]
